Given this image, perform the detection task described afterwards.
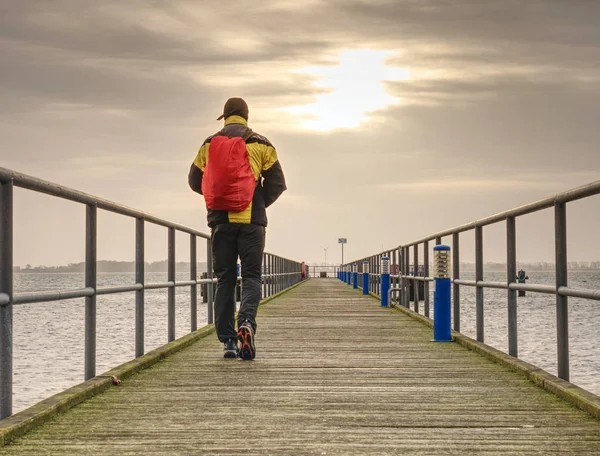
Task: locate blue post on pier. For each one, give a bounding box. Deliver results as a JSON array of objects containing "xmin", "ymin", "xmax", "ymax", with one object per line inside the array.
[
  {"xmin": 433, "ymin": 245, "xmax": 452, "ymax": 342},
  {"xmin": 353, "ymin": 263, "xmax": 358, "ymax": 289},
  {"xmin": 381, "ymin": 256, "xmax": 390, "ymax": 307},
  {"xmin": 362, "ymin": 260, "xmax": 369, "ymax": 295},
  {"xmin": 347, "ymin": 266, "xmax": 351, "ymax": 285}
]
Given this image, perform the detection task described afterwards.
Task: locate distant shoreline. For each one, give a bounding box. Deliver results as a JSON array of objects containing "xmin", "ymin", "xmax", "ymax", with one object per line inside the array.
[{"xmin": 13, "ymin": 260, "xmax": 208, "ymax": 274}]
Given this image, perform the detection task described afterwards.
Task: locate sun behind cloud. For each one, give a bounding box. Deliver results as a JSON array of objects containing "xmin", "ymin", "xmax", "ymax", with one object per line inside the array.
[{"xmin": 284, "ymin": 49, "xmax": 410, "ymax": 131}]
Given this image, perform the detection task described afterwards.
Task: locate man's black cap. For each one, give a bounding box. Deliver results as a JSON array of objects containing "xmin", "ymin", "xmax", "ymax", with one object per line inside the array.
[{"xmin": 217, "ymin": 97, "xmax": 249, "ymax": 121}]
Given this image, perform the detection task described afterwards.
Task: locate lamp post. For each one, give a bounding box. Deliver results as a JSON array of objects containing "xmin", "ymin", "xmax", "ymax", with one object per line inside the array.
[{"xmin": 338, "ymin": 238, "xmax": 347, "ymax": 265}]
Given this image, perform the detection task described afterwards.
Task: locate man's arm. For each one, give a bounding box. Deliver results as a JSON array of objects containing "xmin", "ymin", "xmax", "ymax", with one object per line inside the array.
[
  {"xmin": 188, "ymin": 142, "xmax": 209, "ymax": 195},
  {"xmin": 262, "ymin": 160, "xmax": 287, "ymax": 208},
  {"xmin": 188, "ymin": 164, "xmax": 203, "ymax": 195}
]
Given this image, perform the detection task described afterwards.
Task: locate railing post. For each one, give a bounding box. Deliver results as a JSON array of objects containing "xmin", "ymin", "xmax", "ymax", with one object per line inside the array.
[
  {"xmin": 433, "ymin": 245, "xmax": 452, "ymax": 342},
  {"xmin": 206, "ymin": 238, "xmax": 214, "ymax": 325},
  {"xmin": 398, "ymin": 249, "xmax": 403, "ymax": 306},
  {"xmin": 362, "ymin": 260, "xmax": 369, "ymax": 295},
  {"xmin": 413, "ymin": 244, "xmax": 419, "ymax": 313},
  {"xmin": 270, "ymin": 255, "xmax": 274, "ymax": 296},
  {"xmin": 475, "ymin": 225, "xmax": 484, "ymax": 343},
  {"xmin": 452, "ymin": 232, "xmax": 460, "ymax": 332},
  {"xmin": 424, "ymin": 241, "xmax": 430, "ymax": 318},
  {"xmin": 85, "ymin": 204, "xmax": 97, "ymax": 380},
  {"xmin": 353, "ymin": 263, "xmax": 358, "ymax": 289},
  {"xmin": 404, "ymin": 247, "xmax": 410, "ymax": 308},
  {"xmin": 507, "ymin": 216, "xmax": 518, "ymax": 358},
  {"xmin": 555, "ymin": 202, "xmax": 569, "ymax": 381},
  {"xmin": 262, "ymin": 253, "xmax": 266, "ymax": 298},
  {"xmin": 278, "ymin": 257, "xmax": 282, "ymax": 292},
  {"xmin": 381, "ymin": 256, "xmax": 390, "ymax": 307},
  {"xmin": 190, "ymin": 234, "xmax": 197, "ymax": 332},
  {"xmin": 0, "ymin": 179, "xmax": 13, "ymax": 419},
  {"xmin": 392, "ymin": 250, "xmax": 397, "ymax": 296},
  {"xmin": 275, "ymin": 257, "xmax": 279, "ymax": 293},
  {"xmin": 168, "ymin": 227, "xmax": 176, "ymax": 342},
  {"xmin": 236, "ymin": 263, "xmax": 241, "ymax": 303},
  {"xmin": 135, "ymin": 218, "xmax": 144, "ymax": 358}
]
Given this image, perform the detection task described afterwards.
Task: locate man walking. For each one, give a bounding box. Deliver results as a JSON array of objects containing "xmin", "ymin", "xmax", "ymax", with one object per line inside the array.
[{"xmin": 188, "ymin": 98, "xmax": 287, "ymax": 360}]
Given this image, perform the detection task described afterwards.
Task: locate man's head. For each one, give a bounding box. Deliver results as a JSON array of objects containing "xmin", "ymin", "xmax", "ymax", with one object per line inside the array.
[{"xmin": 217, "ymin": 97, "xmax": 249, "ymax": 121}]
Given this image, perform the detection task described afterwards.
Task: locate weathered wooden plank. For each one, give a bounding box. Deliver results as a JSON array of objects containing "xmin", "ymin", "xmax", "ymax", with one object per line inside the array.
[{"xmin": 3, "ymin": 279, "xmax": 600, "ymax": 455}]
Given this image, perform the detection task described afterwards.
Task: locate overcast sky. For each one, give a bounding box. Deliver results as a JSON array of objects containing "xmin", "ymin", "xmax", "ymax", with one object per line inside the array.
[{"xmin": 1, "ymin": 0, "xmax": 599, "ymax": 267}]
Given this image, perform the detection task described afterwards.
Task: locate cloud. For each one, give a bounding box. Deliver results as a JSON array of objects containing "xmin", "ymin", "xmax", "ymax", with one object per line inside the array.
[{"xmin": 1, "ymin": 1, "xmax": 600, "ymax": 265}]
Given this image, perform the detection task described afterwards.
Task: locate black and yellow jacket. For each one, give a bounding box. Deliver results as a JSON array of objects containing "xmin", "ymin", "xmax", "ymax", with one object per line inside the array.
[{"xmin": 188, "ymin": 116, "xmax": 287, "ymax": 227}]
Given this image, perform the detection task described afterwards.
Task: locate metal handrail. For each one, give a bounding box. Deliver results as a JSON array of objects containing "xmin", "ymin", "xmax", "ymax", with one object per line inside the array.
[
  {"xmin": 343, "ymin": 179, "xmax": 600, "ymax": 387},
  {"xmin": 0, "ymin": 167, "xmax": 302, "ymax": 419}
]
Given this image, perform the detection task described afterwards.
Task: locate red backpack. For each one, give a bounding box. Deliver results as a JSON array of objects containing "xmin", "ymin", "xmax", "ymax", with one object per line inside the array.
[{"xmin": 201, "ymin": 129, "xmax": 256, "ymax": 212}]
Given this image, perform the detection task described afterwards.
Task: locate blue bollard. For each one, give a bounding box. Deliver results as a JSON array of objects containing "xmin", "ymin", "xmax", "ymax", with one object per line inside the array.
[
  {"xmin": 353, "ymin": 263, "xmax": 358, "ymax": 289},
  {"xmin": 347, "ymin": 267, "xmax": 352, "ymax": 285},
  {"xmin": 381, "ymin": 256, "xmax": 390, "ymax": 307},
  {"xmin": 433, "ymin": 245, "xmax": 452, "ymax": 342},
  {"xmin": 362, "ymin": 260, "xmax": 369, "ymax": 295}
]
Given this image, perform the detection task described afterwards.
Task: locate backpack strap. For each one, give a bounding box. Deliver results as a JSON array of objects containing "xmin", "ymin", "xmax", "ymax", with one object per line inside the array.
[{"xmin": 216, "ymin": 127, "xmax": 255, "ymax": 142}]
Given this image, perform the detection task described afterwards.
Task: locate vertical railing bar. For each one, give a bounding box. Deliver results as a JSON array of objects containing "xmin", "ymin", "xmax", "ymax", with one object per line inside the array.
[
  {"xmin": 555, "ymin": 202, "xmax": 569, "ymax": 381},
  {"xmin": 85, "ymin": 204, "xmax": 97, "ymax": 380},
  {"xmin": 0, "ymin": 179, "xmax": 13, "ymax": 419},
  {"xmin": 392, "ymin": 250, "xmax": 397, "ymax": 297},
  {"xmin": 269, "ymin": 255, "xmax": 272, "ymax": 297},
  {"xmin": 206, "ymin": 238, "xmax": 214, "ymax": 324},
  {"xmin": 368, "ymin": 258, "xmax": 371, "ymax": 293},
  {"xmin": 413, "ymin": 244, "xmax": 419, "ymax": 314},
  {"xmin": 435, "ymin": 237, "xmax": 442, "ymax": 246},
  {"xmin": 262, "ymin": 253, "xmax": 266, "ymax": 298},
  {"xmin": 135, "ymin": 218, "xmax": 144, "ymax": 358},
  {"xmin": 190, "ymin": 234, "xmax": 197, "ymax": 332},
  {"xmin": 475, "ymin": 225, "xmax": 484, "ymax": 343},
  {"xmin": 507, "ymin": 216, "xmax": 518, "ymax": 357},
  {"xmin": 404, "ymin": 247, "xmax": 410, "ymax": 308},
  {"xmin": 167, "ymin": 227, "xmax": 176, "ymax": 342},
  {"xmin": 399, "ymin": 250, "xmax": 403, "ymax": 306},
  {"xmin": 424, "ymin": 241, "xmax": 430, "ymax": 318},
  {"xmin": 269, "ymin": 255, "xmax": 273, "ymax": 296},
  {"xmin": 452, "ymin": 232, "xmax": 460, "ymax": 332}
]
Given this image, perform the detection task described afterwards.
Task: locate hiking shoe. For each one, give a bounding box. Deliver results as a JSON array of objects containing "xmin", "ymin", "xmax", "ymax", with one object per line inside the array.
[
  {"xmin": 223, "ymin": 339, "xmax": 238, "ymax": 359},
  {"xmin": 237, "ymin": 321, "xmax": 256, "ymax": 360}
]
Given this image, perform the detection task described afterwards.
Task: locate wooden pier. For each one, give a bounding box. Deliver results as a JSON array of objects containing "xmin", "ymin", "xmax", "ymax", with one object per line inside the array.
[{"xmin": 2, "ymin": 279, "xmax": 600, "ymax": 455}]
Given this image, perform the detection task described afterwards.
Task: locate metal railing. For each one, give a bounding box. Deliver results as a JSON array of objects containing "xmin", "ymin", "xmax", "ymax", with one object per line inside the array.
[
  {"xmin": 306, "ymin": 265, "xmax": 339, "ymax": 278},
  {"xmin": 344, "ymin": 180, "xmax": 600, "ymax": 384},
  {"xmin": 0, "ymin": 167, "xmax": 302, "ymax": 419}
]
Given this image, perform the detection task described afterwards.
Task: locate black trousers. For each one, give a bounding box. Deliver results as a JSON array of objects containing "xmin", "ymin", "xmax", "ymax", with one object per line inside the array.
[{"xmin": 211, "ymin": 223, "xmax": 265, "ymax": 343}]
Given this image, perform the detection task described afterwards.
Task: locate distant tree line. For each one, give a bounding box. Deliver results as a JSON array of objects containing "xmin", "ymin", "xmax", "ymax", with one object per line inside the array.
[{"xmin": 13, "ymin": 260, "xmax": 208, "ymax": 273}]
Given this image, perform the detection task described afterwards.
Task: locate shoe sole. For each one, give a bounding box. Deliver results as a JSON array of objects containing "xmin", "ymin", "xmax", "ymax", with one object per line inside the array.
[
  {"xmin": 223, "ymin": 350, "xmax": 237, "ymax": 359},
  {"xmin": 237, "ymin": 326, "xmax": 255, "ymax": 360}
]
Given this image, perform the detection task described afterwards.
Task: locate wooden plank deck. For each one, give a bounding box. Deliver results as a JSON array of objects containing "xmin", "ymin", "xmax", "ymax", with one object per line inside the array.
[{"xmin": 3, "ymin": 279, "xmax": 600, "ymax": 455}]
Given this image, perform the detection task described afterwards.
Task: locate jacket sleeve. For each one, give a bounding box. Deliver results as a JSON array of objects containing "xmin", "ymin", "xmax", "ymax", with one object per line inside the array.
[
  {"xmin": 262, "ymin": 157, "xmax": 287, "ymax": 208},
  {"xmin": 188, "ymin": 164, "xmax": 203, "ymax": 195},
  {"xmin": 188, "ymin": 142, "xmax": 209, "ymax": 195}
]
